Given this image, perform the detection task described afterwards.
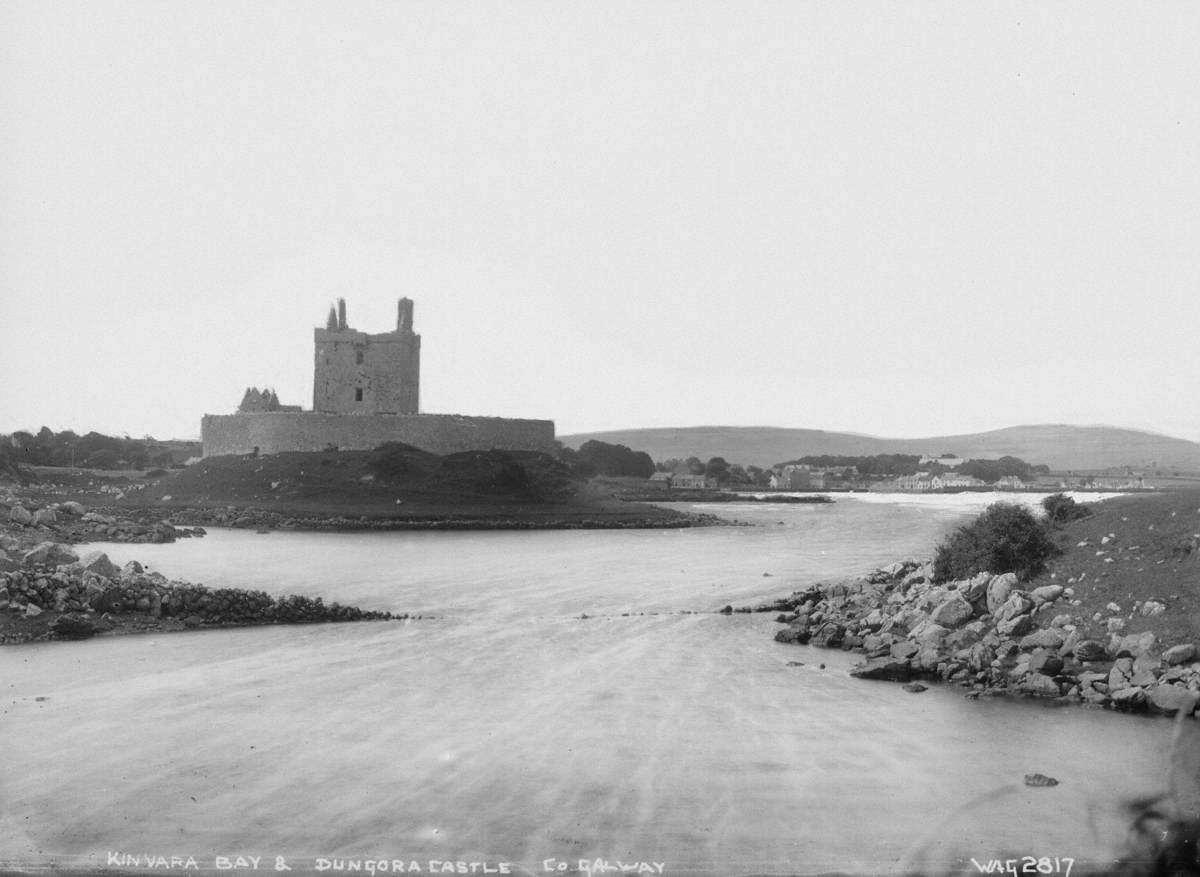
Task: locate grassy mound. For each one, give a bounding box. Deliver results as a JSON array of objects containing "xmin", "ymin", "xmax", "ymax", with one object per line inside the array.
[
  {"xmin": 138, "ymin": 448, "xmax": 576, "ymax": 507},
  {"xmin": 1032, "ymin": 488, "xmax": 1200, "ymax": 646},
  {"xmin": 115, "ymin": 447, "xmax": 696, "ymax": 526}
]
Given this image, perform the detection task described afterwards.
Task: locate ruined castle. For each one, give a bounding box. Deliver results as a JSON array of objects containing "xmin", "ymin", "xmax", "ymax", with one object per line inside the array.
[{"xmin": 201, "ymin": 299, "xmax": 556, "ymax": 457}]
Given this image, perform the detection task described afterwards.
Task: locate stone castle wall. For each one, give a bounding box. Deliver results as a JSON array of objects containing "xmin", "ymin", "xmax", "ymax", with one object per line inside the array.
[{"xmin": 201, "ymin": 412, "xmax": 557, "ymax": 458}]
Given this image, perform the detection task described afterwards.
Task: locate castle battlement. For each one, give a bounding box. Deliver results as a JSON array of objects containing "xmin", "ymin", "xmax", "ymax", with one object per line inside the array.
[{"xmin": 200, "ymin": 298, "xmax": 555, "ymax": 458}]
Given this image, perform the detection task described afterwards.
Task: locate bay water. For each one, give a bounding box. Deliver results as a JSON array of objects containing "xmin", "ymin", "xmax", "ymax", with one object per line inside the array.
[{"xmin": 1, "ymin": 493, "xmax": 1171, "ymax": 875}]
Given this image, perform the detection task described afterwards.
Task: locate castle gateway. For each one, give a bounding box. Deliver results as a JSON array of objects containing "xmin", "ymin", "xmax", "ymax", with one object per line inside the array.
[{"xmin": 201, "ymin": 299, "xmax": 556, "ymax": 457}]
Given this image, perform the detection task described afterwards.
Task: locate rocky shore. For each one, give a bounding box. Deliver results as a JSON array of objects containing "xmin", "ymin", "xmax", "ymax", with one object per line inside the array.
[
  {"xmin": 1, "ymin": 499, "xmax": 402, "ymax": 645},
  {"xmin": 0, "ymin": 542, "xmax": 402, "ymax": 645},
  {"xmin": 4, "ymin": 498, "xmax": 205, "ymax": 545},
  {"xmin": 752, "ymin": 559, "xmax": 1200, "ymax": 716}
]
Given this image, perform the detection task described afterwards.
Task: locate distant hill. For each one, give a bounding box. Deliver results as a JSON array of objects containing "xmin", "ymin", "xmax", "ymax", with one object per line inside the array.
[{"xmin": 558, "ymin": 425, "xmax": 1200, "ymax": 472}]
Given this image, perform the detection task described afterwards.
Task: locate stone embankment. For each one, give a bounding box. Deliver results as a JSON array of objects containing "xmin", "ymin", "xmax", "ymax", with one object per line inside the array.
[
  {"xmin": 757, "ymin": 560, "xmax": 1200, "ymax": 716},
  {"xmin": 0, "ymin": 540, "xmax": 400, "ymax": 645},
  {"xmin": 5, "ymin": 498, "xmax": 204, "ymax": 545}
]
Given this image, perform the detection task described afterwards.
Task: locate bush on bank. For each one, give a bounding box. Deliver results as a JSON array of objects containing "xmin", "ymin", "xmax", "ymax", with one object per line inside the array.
[
  {"xmin": 1041, "ymin": 492, "xmax": 1092, "ymax": 526},
  {"xmin": 932, "ymin": 502, "xmax": 1059, "ymax": 583}
]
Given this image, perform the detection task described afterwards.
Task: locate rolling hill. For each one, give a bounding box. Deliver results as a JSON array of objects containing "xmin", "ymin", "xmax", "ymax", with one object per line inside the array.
[{"xmin": 558, "ymin": 424, "xmax": 1200, "ymax": 472}]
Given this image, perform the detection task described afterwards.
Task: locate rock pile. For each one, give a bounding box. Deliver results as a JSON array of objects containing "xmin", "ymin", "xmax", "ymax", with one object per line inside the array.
[
  {"xmin": 0, "ymin": 544, "xmax": 398, "ymax": 643},
  {"xmin": 4, "ymin": 499, "xmax": 204, "ymax": 544},
  {"xmin": 763, "ymin": 560, "xmax": 1200, "ymax": 716}
]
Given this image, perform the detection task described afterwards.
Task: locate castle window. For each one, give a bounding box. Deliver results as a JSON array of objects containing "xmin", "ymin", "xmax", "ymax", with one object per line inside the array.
[
  {"xmin": 354, "ymin": 388, "xmax": 363, "ymax": 402},
  {"xmin": 355, "ymin": 349, "xmax": 365, "ymax": 365}
]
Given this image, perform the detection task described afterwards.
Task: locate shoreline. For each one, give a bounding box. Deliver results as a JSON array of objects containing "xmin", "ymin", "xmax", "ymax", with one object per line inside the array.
[
  {"xmin": 154, "ymin": 504, "xmax": 726, "ymax": 532},
  {"xmin": 0, "ymin": 545, "xmax": 407, "ymax": 646},
  {"xmin": 750, "ymin": 558, "xmax": 1200, "ymax": 718}
]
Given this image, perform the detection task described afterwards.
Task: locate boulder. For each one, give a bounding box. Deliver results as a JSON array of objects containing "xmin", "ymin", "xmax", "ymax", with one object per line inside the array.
[
  {"xmin": 1109, "ymin": 658, "xmax": 1135, "ymax": 691},
  {"xmin": 963, "ymin": 642, "xmax": 995, "ymax": 673},
  {"xmin": 50, "ymin": 614, "xmax": 98, "ymax": 640},
  {"xmin": 1148, "ymin": 685, "xmax": 1200, "ymax": 717},
  {"xmin": 1020, "ymin": 628, "xmax": 1065, "ymax": 651},
  {"xmin": 24, "ymin": 603, "xmax": 43, "ymax": 618},
  {"xmin": 75, "ymin": 551, "xmax": 121, "ymax": 579},
  {"xmin": 0, "ymin": 556, "xmax": 19, "ymax": 573},
  {"xmin": 60, "ymin": 501, "xmax": 86, "ymax": 516},
  {"xmin": 1129, "ymin": 669, "xmax": 1159, "ymax": 688},
  {"xmin": 121, "ymin": 561, "xmax": 144, "ymax": 578},
  {"xmin": 1111, "ymin": 686, "xmax": 1148, "ymax": 710},
  {"xmin": 1114, "ymin": 632, "xmax": 1158, "ymax": 658},
  {"xmin": 84, "ymin": 578, "xmax": 109, "ymax": 610},
  {"xmin": 809, "ymin": 621, "xmax": 844, "ymax": 648},
  {"xmin": 930, "ymin": 593, "xmax": 975, "ymax": 628},
  {"xmin": 1164, "ymin": 644, "xmax": 1198, "ymax": 666},
  {"xmin": 890, "ymin": 641, "xmax": 920, "ymax": 660},
  {"xmin": 1140, "ymin": 601, "xmax": 1168, "ymax": 617},
  {"xmin": 960, "ymin": 572, "xmax": 992, "ymax": 604},
  {"xmin": 850, "ymin": 656, "xmax": 914, "ymax": 682},
  {"xmin": 911, "ymin": 621, "xmax": 950, "ymax": 645},
  {"xmin": 22, "ymin": 542, "xmax": 79, "ymax": 567},
  {"xmin": 32, "ymin": 508, "xmax": 57, "ymax": 526},
  {"xmin": 1134, "ymin": 652, "xmax": 1162, "ymax": 674},
  {"xmin": 995, "ymin": 593, "xmax": 1035, "ymax": 623},
  {"xmin": 9, "ymin": 506, "xmax": 33, "ymax": 526},
  {"xmin": 1074, "ymin": 640, "xmax": 1109, "ymax": 662},
  {"xmin": 902, "ymin": 682, "xmax": 928, "ymax": 693},
  {"xmin": 997, "ymin": 614, "xmax": 1035, "ymax": 638},
  {"xmin": 915, "ymin": 587, "xmax": 949, "ymax": 613},
  {"xmin": 1031, "ymin": 585, "xmax": 1065, "ymax": 605},
  {"xmin": 913, "ymin": 644, "xmax": 944, "ymax": 671},
  {"xmin": 1021, "ymin": 673, "xmax": 1061, "ymax": 697},
  {"xmin": 1029, "ymin": 649, "xmax": 1064, "ymax": 677},
  {"xmin": 987, "ymin": 573, "xmax": 1018, "ymax": 614}
]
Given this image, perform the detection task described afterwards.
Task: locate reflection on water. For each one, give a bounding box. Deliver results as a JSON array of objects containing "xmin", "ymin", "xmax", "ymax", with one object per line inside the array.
[{"xmin": 0, "ymin": 493, "xmax": 1168, "ymax": 876}]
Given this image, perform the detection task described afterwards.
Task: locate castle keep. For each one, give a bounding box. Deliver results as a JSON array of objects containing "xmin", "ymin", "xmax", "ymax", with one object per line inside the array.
[
  {"xmin": 201, "ymin": 299, "xmax": 556, "ymax": 457},
  {"xmin": 314, "ymin": 297, "xmax": 420, "ymax": 415}
]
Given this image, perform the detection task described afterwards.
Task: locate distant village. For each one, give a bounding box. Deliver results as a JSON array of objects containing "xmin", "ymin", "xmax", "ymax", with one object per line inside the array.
[{"xmin": 646, "ymin": 452, "xmax": 1150, "ymax": 493}]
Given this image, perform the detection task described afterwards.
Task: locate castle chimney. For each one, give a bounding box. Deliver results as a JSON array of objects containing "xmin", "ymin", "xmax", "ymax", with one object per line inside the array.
[
  {"xmin": 397, "ymin": 297, "xmax": 414, "ymax": 332},
  {"xmin": 337, "ymin": 298, "xmax": 347, "ymax": 330},
  {"xmin": 326, "ymin": 306, "xmax": 338, "ymax": 331}
]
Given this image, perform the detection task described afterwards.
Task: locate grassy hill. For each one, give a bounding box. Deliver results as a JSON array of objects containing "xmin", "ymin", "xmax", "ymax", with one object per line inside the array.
[
  {"xmin": 559, "ymin": 424, "xmax": 1200, "ymax": 471},
  {"xmin": 1034, "ymin": 489, "xmax": 1200, "ymax": 646}
]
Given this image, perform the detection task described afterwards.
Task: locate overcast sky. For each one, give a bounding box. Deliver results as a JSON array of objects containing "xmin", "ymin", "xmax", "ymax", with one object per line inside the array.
[{"xmin": 2, "ymin": 2, "xmax": 1197, "ymax": 443}]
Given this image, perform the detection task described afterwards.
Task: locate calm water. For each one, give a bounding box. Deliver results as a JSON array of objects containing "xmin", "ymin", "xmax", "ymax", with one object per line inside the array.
[{"xmin": 1, "ymin": 493, "xmax": 1170, "ymax": 876}]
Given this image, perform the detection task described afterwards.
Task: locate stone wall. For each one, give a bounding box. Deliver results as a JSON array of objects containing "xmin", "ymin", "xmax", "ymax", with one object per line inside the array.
[{"xmin": 201, "ymin": 412, "xmax": 557, "ymax": 458}]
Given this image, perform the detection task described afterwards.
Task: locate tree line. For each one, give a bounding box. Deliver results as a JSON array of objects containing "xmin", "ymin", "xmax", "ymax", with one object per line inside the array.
[
  {"xmin": 558, "ymin": 443, "xmax": 1049, "ymax": 487},
  {"xmin": 1, "ymin": 427, "xmax": 194, "ymax": 470},
  {"xmin": 777, "ymin": 453, "xmax": 1049, "ymax": 484}
]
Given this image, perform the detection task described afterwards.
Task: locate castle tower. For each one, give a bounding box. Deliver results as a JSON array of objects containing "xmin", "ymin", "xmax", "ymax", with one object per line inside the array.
[{"xmin": 312, "ymin": 298, "xmax": 421, "ymax": 414}]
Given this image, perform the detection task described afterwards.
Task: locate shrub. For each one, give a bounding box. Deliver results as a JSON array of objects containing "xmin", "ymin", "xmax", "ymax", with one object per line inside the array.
[
  {"xmin": 1041, "ymin": 492, "xmax": 1091, "ymax": 526},
  {"xmin": 367, "ymin": 442, "xmax": 425, "ymax": 482},
  {"xmin": 932, "ymin": 502, "xmax": 1059, "ymax": 583}
]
